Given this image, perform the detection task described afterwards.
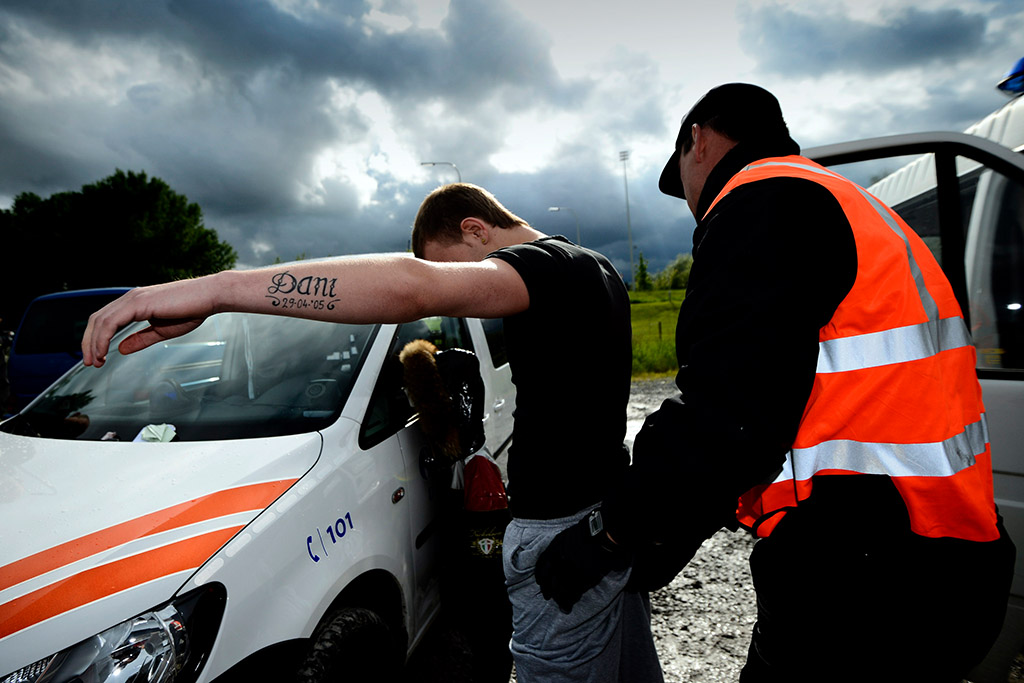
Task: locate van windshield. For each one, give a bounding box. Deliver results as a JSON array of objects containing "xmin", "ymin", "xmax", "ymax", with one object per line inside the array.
[{"xmin": 1, "ymin": 313, "xmax": 378, "ymax": 441}]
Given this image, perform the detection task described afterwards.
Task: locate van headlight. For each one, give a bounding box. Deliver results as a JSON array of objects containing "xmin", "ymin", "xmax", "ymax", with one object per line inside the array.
[{"xmin": 1, "ymin": 585, "xmax": 225, "ymax": 683}]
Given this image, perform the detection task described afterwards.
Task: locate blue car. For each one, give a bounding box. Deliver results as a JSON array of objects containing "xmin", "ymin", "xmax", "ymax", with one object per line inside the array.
[{"xmin": 7, "ymin": 287, "xmax": 133, "ymax": 413}]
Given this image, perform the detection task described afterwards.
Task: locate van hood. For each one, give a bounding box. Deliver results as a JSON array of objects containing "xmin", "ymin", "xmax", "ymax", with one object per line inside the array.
[{"xmin": 0, "ymin": 429, "xmax": 320, "ymax": 672}]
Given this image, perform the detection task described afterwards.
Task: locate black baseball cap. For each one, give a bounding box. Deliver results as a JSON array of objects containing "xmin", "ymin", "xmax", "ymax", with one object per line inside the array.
[{"xmin": 659, "ymin": 83, "xmax": 797, "ymax": 199}]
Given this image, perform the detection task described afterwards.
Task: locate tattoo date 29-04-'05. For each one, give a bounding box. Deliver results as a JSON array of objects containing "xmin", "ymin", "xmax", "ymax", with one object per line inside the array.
[{"xmin": 266, "ymin": 270, "xmax": 341, "ymax": 310}]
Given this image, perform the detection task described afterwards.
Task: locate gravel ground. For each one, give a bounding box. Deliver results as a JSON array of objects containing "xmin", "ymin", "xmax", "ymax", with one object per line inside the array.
[{"xmin": 648, "ymin": 529, "xmax": 756, "ymax": 682}]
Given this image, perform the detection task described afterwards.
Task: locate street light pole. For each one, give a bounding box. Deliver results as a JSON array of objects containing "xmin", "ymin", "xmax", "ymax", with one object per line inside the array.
[
  {"xmin": 620, "ymin": 150, "xmax": 635, "ymax": 288},
  {"xmin": 547, "ymin": 206, "xmax": 581, "ymax": 245},
  {"xmin": 420, "ymin": 161, "xmax": 462, "ymax": 183}
]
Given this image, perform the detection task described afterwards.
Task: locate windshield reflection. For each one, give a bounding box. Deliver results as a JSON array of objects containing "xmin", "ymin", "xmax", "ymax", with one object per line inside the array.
[{"xmin": 1, "ymin": 313, "xmax": 378, "ymax": 442}]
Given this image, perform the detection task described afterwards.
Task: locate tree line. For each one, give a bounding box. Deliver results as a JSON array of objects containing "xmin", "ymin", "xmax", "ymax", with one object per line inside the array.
[
  {"xmin": 0, "ymin": 170, "xmax": 237, "ymax": 329},
  {"xmin": 632, "ymin": 252, "xmax": 693, "ymax": 292}
]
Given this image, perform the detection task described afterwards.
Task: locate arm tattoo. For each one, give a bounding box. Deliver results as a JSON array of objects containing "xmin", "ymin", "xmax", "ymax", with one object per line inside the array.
[{"xmin": 266, "ymin": 270, "xmax": 341, "ymax": 311}]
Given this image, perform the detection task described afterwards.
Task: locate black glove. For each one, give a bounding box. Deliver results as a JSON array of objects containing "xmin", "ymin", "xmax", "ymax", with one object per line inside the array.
[
  {"xmin": 535, "ymin": 509, "xmax": 631, "ymax": 613},
  {"xmin": 627, "ymin": 539, "xmax": 703, "ymax": 592}
]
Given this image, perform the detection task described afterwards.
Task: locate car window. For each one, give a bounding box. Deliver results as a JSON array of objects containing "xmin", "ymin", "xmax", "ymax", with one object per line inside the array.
[
  {"xmin": 359, "ymin": 317, "xmax": 475, "ymax": 450},
  {"xmin": 479, "ymin": 317, "xmax": 508, "ymax": 368},
  {"xmin": 964, "ymin": 166, "xmax": 1024, "ymax": 369},
  {"xmin": 393, "ymin": 316, "xmax": 472, "ymax": 352},
  {"xmin": 1, "ymin": 313, "xmax": 377, "ymax": 441},
  {"xmin": 879, "ymin": 162, "xmax": 981, "ymax": 270}
]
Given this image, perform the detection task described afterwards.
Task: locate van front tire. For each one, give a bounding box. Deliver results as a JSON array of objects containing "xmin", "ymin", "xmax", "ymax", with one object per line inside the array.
[{"xmin": 295, "ymin": 607, "xmax": 399, "ymax": 682}]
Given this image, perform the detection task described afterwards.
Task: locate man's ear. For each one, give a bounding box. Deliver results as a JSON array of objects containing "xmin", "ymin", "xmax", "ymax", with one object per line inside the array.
[
  {"xmin": 691, "ymin": 123, "xmax": 706, "ymax": 162},
  {"xmin": 459, "ymin": 217, "xmax": 491, "ymax": 245}
]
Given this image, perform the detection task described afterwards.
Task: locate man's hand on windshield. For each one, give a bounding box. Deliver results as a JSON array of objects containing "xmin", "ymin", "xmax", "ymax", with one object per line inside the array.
[{"xmin": 82, "ymin": 278, "xmax": 217, "ymax": 368}]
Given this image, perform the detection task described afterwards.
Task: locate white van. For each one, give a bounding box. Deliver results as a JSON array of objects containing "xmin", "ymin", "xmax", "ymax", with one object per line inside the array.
[
  {"xmin": 0, "ymin": 310, "xmax": 514, "ymax": 682},
  {"xmin": 805, "ymin": 92, "xmax": 1024, "ymax": 683}
]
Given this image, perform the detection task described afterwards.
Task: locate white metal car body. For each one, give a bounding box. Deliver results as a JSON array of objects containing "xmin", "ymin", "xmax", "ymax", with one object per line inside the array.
[{"xmin": 0, "ymin": 311, "xmax": 514, "ymax": 683}]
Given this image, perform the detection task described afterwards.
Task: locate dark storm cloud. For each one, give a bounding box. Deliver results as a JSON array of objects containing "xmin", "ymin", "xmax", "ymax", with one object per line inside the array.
[
  {"xmin": 741, "ymin": 5, "xmax": 987, "ymax": 76},
  {"xmin": 0, "ymin": 115, "xmax": 90, "ymax": 191},
  {"xmin": 7, "ymin": 0, "xmax": 1016, "ymax": 276},
  {"xmin": 0, "ymin": 0, "xmax": 580, "ymax": 104},
  {"xmin": 732, "ymin": 2, "xmax": 1024, "ymax": 157},
  {"xmin": 0, "ymin": 0, "xmax": 601, "ymax": 267},
  {"xmin": 0, "ymin": 0, "xmax": 178, "ymax": 45}
]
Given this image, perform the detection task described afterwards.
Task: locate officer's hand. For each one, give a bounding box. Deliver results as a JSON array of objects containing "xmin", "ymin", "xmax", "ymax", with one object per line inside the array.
[{"xmin": 535, "ymin": 511, "xmax": 631, "ymax": 613}]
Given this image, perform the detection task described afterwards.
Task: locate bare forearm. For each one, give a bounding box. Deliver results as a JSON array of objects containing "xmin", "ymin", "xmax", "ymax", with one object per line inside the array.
[
  {"xmin": 217, "ymin": 255, "xmax": 438, "ymax": 323},
  {"xmin": 83, "ymin": 253, "xmax": 527, "ymax": 367},
  {"xmin": 203, "ymin": 253, "xmax": 525, "ymax": 322}
]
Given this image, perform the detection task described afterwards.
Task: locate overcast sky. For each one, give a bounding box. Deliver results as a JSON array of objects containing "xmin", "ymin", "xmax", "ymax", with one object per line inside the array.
[{"xmin": 2, "ymin": 0, "xmax": 1023, "ymax": 278}]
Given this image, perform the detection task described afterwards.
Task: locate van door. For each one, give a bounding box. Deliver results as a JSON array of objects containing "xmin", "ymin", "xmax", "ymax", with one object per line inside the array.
[
  {"xmin": 359, "ymin": 316, "xmax": 497, "ymax": 643},
  {"xmin": 806, "ymin": 132, "xmax": 1024, "ymax": 683}
]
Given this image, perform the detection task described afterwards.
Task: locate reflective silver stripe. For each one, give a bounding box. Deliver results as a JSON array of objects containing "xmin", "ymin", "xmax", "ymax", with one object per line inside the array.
[
  {"xmin": 742, "ymin": 160, "xmax": 939, "ymax": 321},
  {"xmin": 817, "ymin": 316, "xmax": 973, "ymax": 373},
  {"xmin": 742, "ymin": 159, "xmax": 839, "ymax": 178},
  {"xmin": 770, "ymin": 416, "xmax": 988, "ymax": 485}
]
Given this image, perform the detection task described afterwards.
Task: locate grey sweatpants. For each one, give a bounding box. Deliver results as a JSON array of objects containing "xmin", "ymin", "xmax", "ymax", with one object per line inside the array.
[{"xmin": 502, "ymin": 508, "xmax": 665, "ymax": 683}]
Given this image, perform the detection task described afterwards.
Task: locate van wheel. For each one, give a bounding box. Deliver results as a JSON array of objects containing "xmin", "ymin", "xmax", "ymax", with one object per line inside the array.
[{"xmin": 295, "ymin": 607, "xmax": 399, "ymax": 682}]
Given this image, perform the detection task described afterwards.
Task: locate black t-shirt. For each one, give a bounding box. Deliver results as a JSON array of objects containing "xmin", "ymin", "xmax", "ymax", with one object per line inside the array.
[{"xmin": 487, "ymin": 236, "xmax": 632, "ymax": 519}]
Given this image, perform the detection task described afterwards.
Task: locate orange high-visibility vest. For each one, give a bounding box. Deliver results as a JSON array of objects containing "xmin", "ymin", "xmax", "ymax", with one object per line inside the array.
[{"xmin": 709, "ymin": 156, "xmax": 998, "ymax": 542}]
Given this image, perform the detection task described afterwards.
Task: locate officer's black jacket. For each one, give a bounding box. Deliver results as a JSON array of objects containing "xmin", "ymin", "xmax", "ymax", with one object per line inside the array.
[{"xmin": 603, "ymin": 139, "xmax": 859, "ymax": 548}]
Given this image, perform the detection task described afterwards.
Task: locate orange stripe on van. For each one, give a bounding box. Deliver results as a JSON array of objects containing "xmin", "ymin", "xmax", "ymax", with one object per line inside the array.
[
  {"xmin": 0, "ymin": 526, "xmax": 241, "ymax": 640},
  {"xmin": 0, "ymin": 479, "xmax": 296, "ymax": 592}
]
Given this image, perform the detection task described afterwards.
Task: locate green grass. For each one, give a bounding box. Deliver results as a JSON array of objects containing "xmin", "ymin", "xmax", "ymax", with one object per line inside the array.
[{"xmin": 630, "ymin": 289, "xmax": 684, "ymax": 377}]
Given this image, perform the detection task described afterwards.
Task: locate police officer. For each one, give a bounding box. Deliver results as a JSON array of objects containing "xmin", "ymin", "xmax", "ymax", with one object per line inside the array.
[{"xmin": 535, "ymin": 83, "xmax": 1016, "ymax": 682}]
